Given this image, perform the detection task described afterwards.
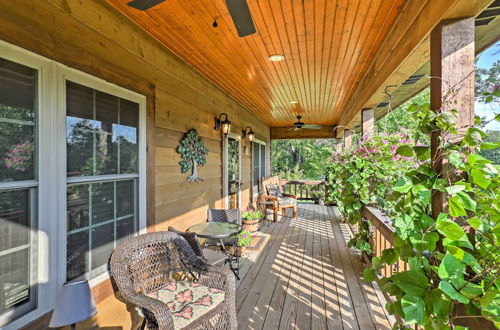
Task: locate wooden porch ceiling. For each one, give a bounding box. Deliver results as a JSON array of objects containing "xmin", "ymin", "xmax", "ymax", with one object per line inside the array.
[{"xmin": 106, "ymin": 0, "xmax": 495, "ymax": 134}]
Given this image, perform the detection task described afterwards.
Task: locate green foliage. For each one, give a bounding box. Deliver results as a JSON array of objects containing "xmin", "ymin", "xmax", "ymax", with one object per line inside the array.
[
  {"xmin": 176, "ymin": 129, "xmax": 208, "ymax": 181},
  {"xmin": 235, "ymin": 229, "xmax": 252, "ymax": 247},
  {"xmin": 271, "ymin": 139, "xmax": 337, "ymax": 180},
  {"xmin": 242, "ymin": 208, "xmax": 264, "ymax": 220},
  {"xmin": 326, "ymin": 94, "xmax": 500, "ymax": 328}
]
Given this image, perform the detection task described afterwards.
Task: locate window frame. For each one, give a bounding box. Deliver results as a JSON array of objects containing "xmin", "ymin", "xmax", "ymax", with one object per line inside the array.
[
  {"xmin": 252, "ymin": 139, "xmax": 267, "ymax": 197},
  {"xmin": 0, "ymin": 40, "xmax": 147, "ymax": 330},
  {"xmin": 57, "ymin": 63, "xmax": 147, "ymax": 287}
]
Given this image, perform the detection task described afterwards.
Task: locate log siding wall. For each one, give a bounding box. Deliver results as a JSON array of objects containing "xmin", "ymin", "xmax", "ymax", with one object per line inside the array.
[{"xmin": 0, "ymin": 1, "xmax": 269, "ymax": 328}]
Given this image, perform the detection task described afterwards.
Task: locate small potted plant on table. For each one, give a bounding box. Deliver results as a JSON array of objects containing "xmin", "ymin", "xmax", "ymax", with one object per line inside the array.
[{"xmin": 241, "ymin": 207, "xmax": 265, "ymax": 233}]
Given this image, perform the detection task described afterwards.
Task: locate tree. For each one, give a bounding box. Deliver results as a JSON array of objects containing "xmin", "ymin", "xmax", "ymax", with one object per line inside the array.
[
  {"xmin": 176, "ymin": 129, "xmax": 208, "ymax": 182},
  {"xmin": 475, "ymin": 59, "xmax": 500, "ymax": 103}
]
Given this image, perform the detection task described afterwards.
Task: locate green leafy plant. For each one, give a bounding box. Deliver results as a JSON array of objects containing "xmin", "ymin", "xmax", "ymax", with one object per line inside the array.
[
  {"xmin": 326, "ymin": 90, "xmax": 500, "ymax": 328},
  {"xmin": 235, "ymin": 229, "xmax": 252, "ymax": 247},
  {"xmin": 176, "ymin": 129, "xmax": 208, "ymax": 182},
  {"xmin": 242, "ymin": 208, "xmax": 264, "ymax": 220}
]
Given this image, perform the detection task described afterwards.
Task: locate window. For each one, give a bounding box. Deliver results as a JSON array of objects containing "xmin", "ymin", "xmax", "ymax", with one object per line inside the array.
[
  {"xmin": 0, "ymin": 58, "xmax": 37, "ymax": 324},
  {"xmin": 252, "ymin": 141, "xmax": 267, "ymax": 194},
  {"xmin": 0, "ymin": 42, "xmax": 146, "ymax": 328},
  {"xmin": 65, "ymin": 81, "xmax": 139, "ymax": 281}
]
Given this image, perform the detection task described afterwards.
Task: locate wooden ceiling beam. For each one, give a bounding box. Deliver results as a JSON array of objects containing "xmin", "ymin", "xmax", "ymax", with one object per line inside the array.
[
  {"xmin": 270, "ymin": 126, "xmax": 335, "ymax": 140},
  {"xmin": 338, "ymin": 0, "xmax": 493, "ymax": 128}
]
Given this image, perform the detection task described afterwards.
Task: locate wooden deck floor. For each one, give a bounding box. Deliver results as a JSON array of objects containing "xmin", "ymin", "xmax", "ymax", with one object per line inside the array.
[{"xmin": 236, "ymin": 203, "xmax": 394, "ymax": 330}]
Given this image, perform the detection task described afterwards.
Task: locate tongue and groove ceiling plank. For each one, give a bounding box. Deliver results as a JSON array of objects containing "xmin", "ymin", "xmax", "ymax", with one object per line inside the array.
[
  {"xmin": 105, "ymin": 0, "xmax": 405, "ymax": 127},
  {"xmin": 105, "ymin": 0, "xmax": 495, "ymax": 129}
]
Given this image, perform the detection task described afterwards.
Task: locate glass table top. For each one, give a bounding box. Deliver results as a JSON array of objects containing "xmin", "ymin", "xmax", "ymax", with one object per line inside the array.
[{"xmin": 188, "ymin": 222, "xmax": 242, "ymax": 239}]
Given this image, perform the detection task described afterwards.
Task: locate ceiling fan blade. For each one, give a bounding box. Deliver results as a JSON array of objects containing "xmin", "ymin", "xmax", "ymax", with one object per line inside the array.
[
  {"xmin": 225, "ymin": 0, "xmax": 257, "ymax": 37},
  {"xmin": 127, "ymin": 0, "xmax": 165, "ymax": 10},
  {"xmin": 302, "ymin": 124, "xmax": 322, "ymax": 130}
]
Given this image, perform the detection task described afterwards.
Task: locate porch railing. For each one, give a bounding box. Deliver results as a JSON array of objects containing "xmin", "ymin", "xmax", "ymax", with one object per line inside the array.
[
  {"xmin": 280, "ymin": 180, "xmax": 326, "ymax": 201},
  {"xmin": 360, "ymin": 206, "xmax": 408, "ymax": 278}
]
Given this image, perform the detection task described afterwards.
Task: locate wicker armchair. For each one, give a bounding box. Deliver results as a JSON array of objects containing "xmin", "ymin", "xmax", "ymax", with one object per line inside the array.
[
  {"xmin": 110, "ymin": 231, "xmax": 237, "ymax": 330},
  {"xmin": 261, "ymin": 176, "xmax": 297, "ymax": 222}
]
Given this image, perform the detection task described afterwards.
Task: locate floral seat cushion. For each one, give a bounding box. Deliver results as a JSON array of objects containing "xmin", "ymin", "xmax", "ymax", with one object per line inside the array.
[
  {"xmin": 145, "ymin": 281, "xmax": 225, "ymax": 329},
  {"xmin": 278, "ymin": 197, "xmax": 296, "ymax": 205},
  {"xmin": 266, "ymin": 184, "xmax": 283, "ymax": 197}
]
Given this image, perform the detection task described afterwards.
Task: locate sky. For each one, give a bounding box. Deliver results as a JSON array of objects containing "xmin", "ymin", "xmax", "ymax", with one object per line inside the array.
[{"xmin": 475, "ymin": 41, "xmax": 499, "ymax": 131}]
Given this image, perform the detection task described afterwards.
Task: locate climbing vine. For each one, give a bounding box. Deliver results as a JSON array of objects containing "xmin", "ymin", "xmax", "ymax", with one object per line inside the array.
[{"xmin": 325, "ymin": 91, "xmax": 500, "ymax": 328}]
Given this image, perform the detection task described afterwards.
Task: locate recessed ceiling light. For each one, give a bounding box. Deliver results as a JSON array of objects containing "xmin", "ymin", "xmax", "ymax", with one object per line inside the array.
[
  {"xmin": 290, "ymin": 100, "xmax": 299, "ymax": 104},
  {"xmin": 269, "ymin": 54, "xmax": 285, "ymax": 62}
]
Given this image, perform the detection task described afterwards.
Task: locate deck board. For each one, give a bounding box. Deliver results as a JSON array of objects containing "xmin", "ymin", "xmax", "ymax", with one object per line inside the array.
[{"xmin": 236, "ymin": 203, "xmax": 391, "ymax": 330}]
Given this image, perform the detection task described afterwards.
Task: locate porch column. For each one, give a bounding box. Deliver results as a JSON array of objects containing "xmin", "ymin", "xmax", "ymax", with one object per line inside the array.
[
  {"xmin": 335, "ymin": 139, "xmax": 343, "ymax": 153},
  {"xmin": 430, "ymin": 17, "xmax": 475, "ymax": 218},
  {"xmin": 344, "ymin": 129, "xmax": 352, "ymax": 150},
  {"xmin": 334, "ymin": 126, "xmax": 344, "ymax": 153},
  {"xmin": 361, "ymin": 108, "xmax": 375, "ymax": 138}
]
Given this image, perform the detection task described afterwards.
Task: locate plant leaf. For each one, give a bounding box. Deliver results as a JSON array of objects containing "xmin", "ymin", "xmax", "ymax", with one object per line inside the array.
[{"xmin": 401, "ymin": 295, "xmax": 425, "ymax": 325}]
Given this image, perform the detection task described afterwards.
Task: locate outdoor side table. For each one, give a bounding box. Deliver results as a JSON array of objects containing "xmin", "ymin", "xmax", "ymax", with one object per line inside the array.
[{"xmin": 188, "ymin": 222, "xmax": 242, "ymax": 279}]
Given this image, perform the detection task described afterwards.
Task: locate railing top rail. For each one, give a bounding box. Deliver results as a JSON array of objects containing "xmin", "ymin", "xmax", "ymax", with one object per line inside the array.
[
  {"xmin": 361, "ymin": 206, "xmax": 396, "ymax": 244},
  {"xmin": 280, "ymin": 180, "xmax": 325, "ymax": 185}
]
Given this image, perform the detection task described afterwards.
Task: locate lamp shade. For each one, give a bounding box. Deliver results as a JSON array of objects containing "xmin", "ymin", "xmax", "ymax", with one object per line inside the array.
[{"xmin": 49, "ymin": 280, "xmax": 96, "ymax": 328}]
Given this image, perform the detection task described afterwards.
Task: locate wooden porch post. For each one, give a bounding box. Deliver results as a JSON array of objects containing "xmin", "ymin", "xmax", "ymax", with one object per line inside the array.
[
  {"xmin": 335, "ymin": 139, "xmax": 343, "ymax": 153},
  {"xmin": 430, "ymin": 17, "xmax": 475, "ymax": 218},
  {"xmin": 361, "ymin": 108, "xmax": 375, "ymax": 138},
  {"xmin": 344, "ymin": 129, "xmax": 352, "ymax": 150},
  {"xmin": 334, "ymin": 126, "xmax": 344, "ymax": 153}
]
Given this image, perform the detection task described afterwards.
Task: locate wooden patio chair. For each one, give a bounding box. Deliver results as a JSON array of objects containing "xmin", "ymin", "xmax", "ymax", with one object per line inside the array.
[
  {"xmin": 110, "ymin": 232, "xmax": 237, "ymax": 330},
  {"xmin": 260, "ymin": 176, "xmax": 297, "ymax": 222}
]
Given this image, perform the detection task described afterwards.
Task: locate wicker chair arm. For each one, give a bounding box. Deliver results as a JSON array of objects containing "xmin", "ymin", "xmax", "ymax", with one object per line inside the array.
[
  {"xmin": 121, "ymin": 290, "xmax": 175, "ymax": 329},
  {"xmin": 282, "ymin": 193, "xmax": 297, "ymax": 199}
]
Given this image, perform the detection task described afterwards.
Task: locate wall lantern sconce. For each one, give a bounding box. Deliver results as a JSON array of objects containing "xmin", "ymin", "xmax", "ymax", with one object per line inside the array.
[
  {"xmin": 242, "ymin": 126, "xmax": 255, "ymax": 142},
  {"xmin": 214, "ymin": 113, "xmax": 231, "ymax": 135}
]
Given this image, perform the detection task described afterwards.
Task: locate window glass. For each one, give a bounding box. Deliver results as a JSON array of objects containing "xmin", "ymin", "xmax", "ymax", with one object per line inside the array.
[
  {"xmin": 252, "ymin": 142, "xmax": 260, "ymax": 192},
  {"xmin": 0, "ymin": 58, "xmax": 37, "ymax": 322},
  {"xmin": 66, "ymin": 82, "xmax": 138, "ymax": 177},
  {"xmin": 66, "ymin": 179, "xmax": 137, "ymax": 281},
  {"xmin": 0, "ymin": 58, "xmax": 37, "ymax": 182},
  {"xmin": 65, "ymin": 80, "xmax": 139, "ymax": 281}
]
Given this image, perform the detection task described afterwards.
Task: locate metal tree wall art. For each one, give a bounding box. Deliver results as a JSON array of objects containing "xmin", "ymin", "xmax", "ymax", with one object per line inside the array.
[{"xmin": 177, "ymin": 129, "xmax": 208, "ymax": 182}]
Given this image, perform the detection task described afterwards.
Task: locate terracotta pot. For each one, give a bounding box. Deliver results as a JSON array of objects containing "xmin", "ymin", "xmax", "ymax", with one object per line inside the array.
[{"xmin": 242, "ymin": 218, "xmax": 262, "ymax": 233}]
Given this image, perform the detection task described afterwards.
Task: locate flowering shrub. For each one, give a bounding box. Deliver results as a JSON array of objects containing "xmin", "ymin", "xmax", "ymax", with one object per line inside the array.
[
  {"xmin": 325, "ymin": 92, "xmax": 500, "ymax": 328},
  {"xmin": 4, "ymin": 142, "xmax": 35, "ymax": 172},
  {"xmin": 242, "ymin": 208, "xmax": 264, "ymax": 220},
  {"xmin": 236, "ymin": 229, "xmax": 252, "ymax": 247}
]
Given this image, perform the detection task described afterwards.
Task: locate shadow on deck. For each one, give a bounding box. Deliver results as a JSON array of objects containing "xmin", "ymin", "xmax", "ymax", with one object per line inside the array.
[{"xmin": 236, "ymin": 203, "xmax": 394, "ymax": 330}]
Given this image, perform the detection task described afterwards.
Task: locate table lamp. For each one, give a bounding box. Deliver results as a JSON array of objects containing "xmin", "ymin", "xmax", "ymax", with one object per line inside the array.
[{"xmin": 49, "ymin": 280, "xmax": 97, "ymax": 330}]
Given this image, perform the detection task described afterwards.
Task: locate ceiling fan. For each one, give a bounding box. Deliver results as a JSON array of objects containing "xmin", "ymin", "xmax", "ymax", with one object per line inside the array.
[
  {"xmin": 127, "ymin": 0, "xmax": 257, "ymax": 37},
  {"xmin": 288, "ymin": 115, "xmax": 322, "ymax": 131}
]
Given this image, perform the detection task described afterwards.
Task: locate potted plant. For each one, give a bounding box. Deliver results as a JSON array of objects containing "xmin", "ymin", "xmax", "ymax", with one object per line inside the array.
[
  {"xmin": 241, "ymin": 207, "xmax": 265, "ymax": 232},
  {"xmin": 231, "ymin": 229, "xmax": 252, "ymax": 256}
]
